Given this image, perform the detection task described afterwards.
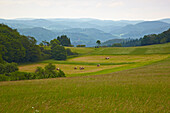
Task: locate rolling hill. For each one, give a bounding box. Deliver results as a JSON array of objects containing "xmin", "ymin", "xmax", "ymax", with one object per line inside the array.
[
  {"xmin": 1, "ymin": 43, "xmax": 170, "ymax": 112},
  {"xmin": 110, "ymin": 21, "xmax": 170, "ymax": 38},
  {"xmin": 18, "ymin": 27, "xmax": 57, "ymax": 42},
  {"xmin": 1, "ymin": 18, "xmax": 170, "ymax": 46},
  {"xmin": 18, "ymin": 27, "xmax": 119, "ymax": 46}
]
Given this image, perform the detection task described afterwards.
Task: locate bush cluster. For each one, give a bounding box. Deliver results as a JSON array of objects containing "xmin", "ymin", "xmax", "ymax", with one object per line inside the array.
[{"xmin": 0, "ymin": 63, "xmax": 65, "ymax": 81}]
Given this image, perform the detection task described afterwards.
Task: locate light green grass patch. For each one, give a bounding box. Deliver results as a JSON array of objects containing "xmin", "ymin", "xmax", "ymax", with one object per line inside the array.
[
  {"xmin": 68, "ymin": 43, "xmax": 170, "ymax": 55},
  {"xmin": 1, "ymin": 58, "xmax": 170, "ymax": 112},
  {"xmin": 19, "ymin": 54, "xmax": 170, "ymax": 76}
]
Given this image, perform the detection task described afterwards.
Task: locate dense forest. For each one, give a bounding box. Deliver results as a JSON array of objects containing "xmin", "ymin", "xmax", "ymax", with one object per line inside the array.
[
  {"xmin": 0, "ymin": 24, "xmax": 76, "ymax": 81},
  {"xmin": 121, "ymin": 28, "xmax": 170, "ymax": 47},
  {"xmin": 0, "ymin": 24, "xmax": 76, "ymax": 63}
]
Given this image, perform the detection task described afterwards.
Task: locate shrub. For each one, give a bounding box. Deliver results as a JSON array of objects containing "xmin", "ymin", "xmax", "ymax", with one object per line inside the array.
[
  {"xmin": 0, "ymin": 74, "xmax": 9, "ymax": 81},
  {"xmin": 51, "ymin": 45, "xmax": 67, "ymax": 60},
  {"xmin": 112, "ymin": 43, "xmax": 122, "ymax": 47},
  {"xmin": 8, "ymin": 72, "xmax": 35, "ymax": 81},
  {"xmin": 4, "ymin": 62, "xmax": 18, "ymax": 73},
  {"xmin": 66, "ymin": 48, "xmax": 78, "ymax": 56},
  {"xmin": 35, "ymin": 63, "xmax": 65, "ymax": 79},
  {"xmin": 0, "ymin": 63, "xmax": 5, "ymax": 74},
  {"xmin": 76, "ymin": 45, "xmax": 86, "ymax": 47},
  {"xmin": 58, "ymin": 70, "xmax": 65, "ymax": 77}
]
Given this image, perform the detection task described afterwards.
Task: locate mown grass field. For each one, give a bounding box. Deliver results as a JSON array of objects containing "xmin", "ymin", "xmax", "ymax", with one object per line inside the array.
[
  {"xmin": 19, "ymin": 43, "xmax": 170, "ymax": 76},
  {"xmin": 68, "ymin": 43, "xmax": 170, "ymax": 55},
  {"xmin": 19, "ymin": 54, "xmax": 170, "ymax": 76},
  {"xmin": 1, "ymin": 43, "xmax": 170, "ymax": 112},
  {"xmin": 0, "ymin": 57, "xmax": 170, "ymax": 112}
]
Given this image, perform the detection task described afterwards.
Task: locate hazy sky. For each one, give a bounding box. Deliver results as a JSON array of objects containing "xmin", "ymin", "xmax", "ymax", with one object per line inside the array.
[{"xmin": 0, "ymin": 0, "xmax": 170, "ymax": 20}]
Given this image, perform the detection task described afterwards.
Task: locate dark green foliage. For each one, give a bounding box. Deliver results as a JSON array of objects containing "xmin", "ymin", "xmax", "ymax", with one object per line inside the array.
[
  {"xmin": 0, "ymin": 64, "xmax": 5, "ymax": 74},
  {"xmin": 39, "ymin": 42, "xmax": 44, "ymax": 47},
  {"xmin": 44, "ymin": 63, "xmax": 57, "ymax": 78},
  {"xmin": 50, "ymin": 38, "xmax": 60, "ymax": 49},
  {"xmin": 42, "ymin": 40, "xmax": 50, "ymax": 46},
  {"xmin": 5, "ymin": 72, "xmax": 35, "ymax": 81},
  {"xmin": 76, "ymin": 45, "xmax": 86, "ymax": 47},
  {"xmin": 121, "ymin": 38, "xmax": 141, "ymax": 47},
  {"xmin": 58, "ymin": 70, "xmax": 65, "ymax": 77},
  {"xmin": 57, "ymin": 35, "xmax": 71, "ymax": 46},
  {"xmin": 4, "ymin": 62, "xmax": 18, "ymax": 73},
  {"xmin": 51, "ymin": 45, "xmax": 67, "ymax": 60},
  {"xmin": 0, "ymin": 55, "xmax": 5, "ymax": 64},
  {"xmin": 0, "ymin": 63, "xmax": 65, "ymax": 81},
  {"xmin": 141, "ymin": 29, "xmax": 170, "ymax": 46},
  {"xmin": 112, "ymin": 43, "xmax": 122, "ymax": 47},
  {"xmin": 66, "ymin": 48, "xmax": 78, "ymax": 56},
  {"xmin": 102, "ymin": 39, "xmax": 126, "ymax": 46},
  {"xmin": 35, "ymin": 67, "xmax": 45, "ymax": 79},
  {"xmin": 0, "ymin": 74, "xmax": 9, "ymax": 81},
  {"xmin": 96, "ymin": 40, "xmax": 101, "ymax": 47},
  {"xmin": 121, "ymin": 28, "xmax": 170, "ymax": 47},
  {"xmin": 0, "ymin": 24, "xmax": 41, "ymax": 63},
  {"xmin": 35, "ymin": 63, "xmax": 65, "ymax": 78},
  {"xmin": 0, "ymin": 62, "xmax": 18, "ymax": 74}
]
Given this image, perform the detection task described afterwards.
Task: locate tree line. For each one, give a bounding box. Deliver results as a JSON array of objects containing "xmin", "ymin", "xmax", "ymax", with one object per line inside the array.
[
  {"xmin": 0, "ymin": 63, "xmax": 65, "ymax": 81},
  {"xmin": 121, "ymin": 28, "xmax": 170, "ymax": 47},
  {"xmin": 0, "ymin": 24, "xmax": 77, "ymax": 81},
  {"xmin": 0, "ymin": 24, "xmax": 77, "ymax": 63}
]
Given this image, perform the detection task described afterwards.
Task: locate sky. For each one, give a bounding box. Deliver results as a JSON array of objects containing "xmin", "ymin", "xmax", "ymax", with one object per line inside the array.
[{"xmin": 0, "ymin": 0, "xmax": 170, "ymax": 20}]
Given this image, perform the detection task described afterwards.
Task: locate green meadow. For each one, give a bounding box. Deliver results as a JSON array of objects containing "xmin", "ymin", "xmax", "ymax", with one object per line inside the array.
[
  {"xmin": 19, "ymin": 43, "xmax": 170, "ymax": 76},
  {"xmin": 0, "ymin": 43, "xmax": 170, "ymax": 112}
]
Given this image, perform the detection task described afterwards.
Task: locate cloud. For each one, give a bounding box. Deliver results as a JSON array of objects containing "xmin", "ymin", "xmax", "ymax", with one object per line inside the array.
[
  {"xmin": 96, "ymin": 3, "xmax": 102, "ymax": 8},
  {"xmin": 109, "ymin": 1, "xmax": 124, "ymax": 7}
]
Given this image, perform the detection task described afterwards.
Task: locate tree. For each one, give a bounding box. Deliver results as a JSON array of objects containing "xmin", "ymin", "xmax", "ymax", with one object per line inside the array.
[
  {"xmin": 39, "ymin": 42, "xmax": 43, "ymax": 47},
  {"xmin": 50, "ymin": 38, "xmax": 60, "ymax": 49},
  {"xmin": 57, "ymin": 35, "xmax": 71, "ymax": 46},
  {"xmin": 4, "ymin": 63, "xmax": 18, "ymax": 73},
  {"xmin": 35, "ymin": 63, "xmax": 65, "ymax": 78},
  {"xmin": 0, "ymin": 24, "xmax": 42, "ymax": 63},
  {"xmin": 51, "ymin": 45, "xmax": 67, "ymax": 60},
  {"xmin": 112, "ymin": 43, "xmax": 122, "ymax": 47},
  {"xmin": 96, "ymin": 40, "xmax": 101, "ymax": 47}
]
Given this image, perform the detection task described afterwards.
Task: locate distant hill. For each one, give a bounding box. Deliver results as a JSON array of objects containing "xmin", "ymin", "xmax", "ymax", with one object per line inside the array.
[
  {"xmin": 110, "ymin": 21, "xmax": 170, "ymax": 39},
  {"xmin": 56, "ymin": 28, "xmax": 119, "ymax": 46},
  {"xmin": 159, "ymin": 18, "xmax": 170, "ymax": 23},
  {"xmin": 18, "ymin": 27, "xmax": 118, "ymax": 47},
  {"xmin": 101, "ymin": 39, "xmax": 126, "ymax": 46},
  {"xmin": 18, "ymin": 27, "xmax": 57, "ymax": 42},
  {"xmin": 1, "ymin": 18, "xmax": 170, "ymax": 46}
]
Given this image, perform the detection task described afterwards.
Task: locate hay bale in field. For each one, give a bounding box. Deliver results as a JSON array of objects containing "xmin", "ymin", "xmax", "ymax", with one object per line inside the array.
[
  {"xmin": 74, "ymin": 67, "xmax": 77, "ymax": 69},
  {"xmin": 79, "ymin": 67, "xmax": 84, "ymax": 70},
  {"xmin": 105, "ymin": 57, "xmax": 110, "ymax": 59},
  {"xmin": 97, "ymin": 64, "xmax": 100, "ymax": 67}
]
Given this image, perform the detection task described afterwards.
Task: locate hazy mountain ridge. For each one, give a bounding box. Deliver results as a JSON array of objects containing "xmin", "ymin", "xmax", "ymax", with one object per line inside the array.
[
  {"xmin": 110, "ymin": 21, "xmax": 170, "ymax": 39},
  {"xmin": 18, "ymin": 27, "xmax": 118, "ymax": 46},
  {"xmin": 0, "ymin": 18, "xmax": 170, "ymax": 46}
]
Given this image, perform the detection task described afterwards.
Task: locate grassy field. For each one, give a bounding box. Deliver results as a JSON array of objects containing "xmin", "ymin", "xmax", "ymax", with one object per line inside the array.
[
  {"xmin": 19, "ymin": 54, "xmax": 170, "ymax": 76},
  {"xmin": 0, "ymin": 57, "xmax": 170, "ymax": 112},
  {"xmin": 1, "ymin": 43, "xmax": 170, "ymax": 112},
  {"xmin": 68, "ymin": 43, "xmax": 170, "ymax": 55}
]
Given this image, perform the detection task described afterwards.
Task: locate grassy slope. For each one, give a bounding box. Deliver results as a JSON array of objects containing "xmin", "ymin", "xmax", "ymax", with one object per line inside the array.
[
  {"xmin": 19, "ymin": 43, "xmax": 170, "ymax": 76},
  {"xmin": 68, "ymin": 43, "xmax": 170, "ymax": 55},
  {"xmin": 0, "ymin": 57, "xmax": 170, "ymax": 112}
]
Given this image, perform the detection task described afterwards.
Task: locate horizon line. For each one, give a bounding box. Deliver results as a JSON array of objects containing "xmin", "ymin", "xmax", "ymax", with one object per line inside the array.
[{"xmin": 0, "ymin": 17, "xmax": 170, "ymax": 21}]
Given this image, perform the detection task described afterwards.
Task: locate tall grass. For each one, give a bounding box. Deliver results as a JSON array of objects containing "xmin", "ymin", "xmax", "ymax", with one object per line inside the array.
[
  {"xmin": 68, "ymin": 43, "xmax": 170, "ymax": 55},
  {"xmin": 0, "ymin": 58, "xmax": 170, "ymax": 112}
]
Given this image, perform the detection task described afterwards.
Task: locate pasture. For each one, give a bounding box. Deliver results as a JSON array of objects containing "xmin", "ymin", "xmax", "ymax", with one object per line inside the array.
[
  {"xmin": 19, "ymin": 54, "xmax": 170, "ymax": 76},
  {"xmin": 68, "ymin": 43, "xmax": 170, "ymax": 55},
  {"xmin": 0, "ymin": 57, "xmax": 170, "ymax": 112},
  {"xmin": 1, "ymin": 43, "xmax": 170, "ymax": 112}
]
